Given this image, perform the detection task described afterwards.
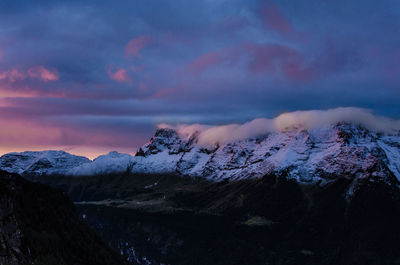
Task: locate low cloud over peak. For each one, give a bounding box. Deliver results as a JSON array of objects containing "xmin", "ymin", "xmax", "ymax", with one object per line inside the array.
[{"xmin": 159, "ymin": 107, "xmax": 400, "ymax": 146}]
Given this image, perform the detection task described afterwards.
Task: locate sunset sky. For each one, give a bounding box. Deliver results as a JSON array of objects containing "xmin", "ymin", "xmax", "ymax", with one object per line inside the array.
[{"xmin": 0, "ymin": 0, "xmax": 399, "ymax": 158}]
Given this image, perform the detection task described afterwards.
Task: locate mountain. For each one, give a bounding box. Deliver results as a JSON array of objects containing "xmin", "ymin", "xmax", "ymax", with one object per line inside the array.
[
  {"xmin": 29, "ymin": 168, "xmax": 400, "ymax": 265},
  {"xmin": 69, "ymin": 151, "xmax": 133, "ymax": 176},
  {"xmin": 0, "ymin": 150, "xmax": 90, "ymax": 176},
  {"xmin": 0, "ymin": 170, "xmax": 128, "ymax": 265},
  {"xmin": 2, "ymin": 123, "xmax": 399, "ymax": 191},
  {"xmin": 2, "ymin": 122, "xmax": 399, "ymax": 264},
  {"xmin": 131, "ymin": 123, "xmax": 400, "ymax": 188}
]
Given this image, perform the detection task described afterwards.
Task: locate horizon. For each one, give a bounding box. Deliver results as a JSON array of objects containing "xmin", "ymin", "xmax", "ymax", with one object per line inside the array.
[
  {"xmin": 1, "ymin": 106, "xmax": 400, "ymax": 159},
  {"xmin": 1, "ymin": 0, "xmax": 399, "ymax": 158}
]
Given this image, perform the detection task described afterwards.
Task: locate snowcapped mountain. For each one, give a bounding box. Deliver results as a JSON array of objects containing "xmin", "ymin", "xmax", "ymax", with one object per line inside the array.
[
  {"xmin": 0, "ymin": 150, "xmax": 90, "ymax": 175},
  {"xmin": 0, "ymin": 150, "xmax": 134, "ymax": 176},
  {"xmin": 130, "ymin": 123, "xmax": 400, "ymax": 187},
  {"xmin": 69, "ymin": 151, "xmax": 133, "ymax": 176},
  {"xmin": 0, "ymin": 121, "xmax": 399, "ymax": 188}
]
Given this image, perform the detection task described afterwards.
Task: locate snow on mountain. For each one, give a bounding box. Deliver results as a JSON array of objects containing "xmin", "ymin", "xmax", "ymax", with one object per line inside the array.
[
  {"xmin": 0, "ymin": 150, "xmax": 91, "ymax": 175},
  {"xmin": 0, "ymin": 108, "xmax": 399, "ymax": 185},
  {"xmin": 130, "ymin": 123, "xmax": 400, "ymax": 186},
  {"xmin": 0, "ymin": 150, "xmax": 134, "ymax": 176},
  {"xmin": 68, "ymin": 151, "xmax": 133, "ymax": 176}
]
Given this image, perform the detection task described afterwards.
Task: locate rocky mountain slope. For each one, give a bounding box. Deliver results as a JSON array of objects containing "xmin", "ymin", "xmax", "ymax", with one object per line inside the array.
[
  {"xmin": 1, "ymin": 123, "xmax": 399, "ymax": 190},
  {"xmin": 1, "ymin": 118, "xmax": 399, "ymax": 264},
  {"xmin": 0, "ymin": 170, "xmax": 128, "ymax": 265},
  {"xmin": 131, "ymin": 124, "xmax": 400, "ymax": 185}
]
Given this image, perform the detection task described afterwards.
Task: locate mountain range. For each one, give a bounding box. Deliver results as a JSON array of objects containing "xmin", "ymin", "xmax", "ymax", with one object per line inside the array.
[
  {"xmin": 1, "ymin": 122, "xmax": 399, "ymax": 188},
  {"xmin": 1, "ymin": 120, "xmax": 400, "ymax": 264}
]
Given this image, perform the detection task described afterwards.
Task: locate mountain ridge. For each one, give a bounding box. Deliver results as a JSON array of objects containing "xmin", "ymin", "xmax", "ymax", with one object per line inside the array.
[{"xmin": 0, "ymin": 122, "xmax": 399, "ymax": 190}]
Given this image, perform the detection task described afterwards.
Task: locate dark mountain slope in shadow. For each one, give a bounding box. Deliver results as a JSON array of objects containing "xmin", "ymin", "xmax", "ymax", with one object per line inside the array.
[
  {"xmin": 0, "ymin": 170, "xmax": 128, "ymax": 265},
  {"xmin": 28, "ymin": 172, "xmax": 400, "ymax": 265}
]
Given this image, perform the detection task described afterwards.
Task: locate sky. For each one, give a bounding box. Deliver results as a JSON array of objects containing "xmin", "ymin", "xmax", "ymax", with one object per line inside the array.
[{"xmin": 0, "ymin": 0, "xmax": 399, "ymax": 158}]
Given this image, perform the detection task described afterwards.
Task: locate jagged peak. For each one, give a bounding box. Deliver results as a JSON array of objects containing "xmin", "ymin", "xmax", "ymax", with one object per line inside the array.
[{"xmin": 154, "ymin": 127, "xmax": 180, "ymax": 138}]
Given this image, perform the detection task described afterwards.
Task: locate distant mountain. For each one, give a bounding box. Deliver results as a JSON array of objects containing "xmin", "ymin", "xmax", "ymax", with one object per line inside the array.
[
  {"xmin": 0, "ymin": 170, "xmax": 127, "ymax": 265},
  {"xmin": 69, "ymin": 151, "xmax": 133, "ymax": 176},
  {"xmin": 0, "ymin": 150, "xmax": 90, "ymax": 176}
]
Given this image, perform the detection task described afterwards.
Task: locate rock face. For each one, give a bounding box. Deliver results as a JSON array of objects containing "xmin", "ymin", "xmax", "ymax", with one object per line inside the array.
[
  {"xmin": 0, "ymin": 123, "xmax": 399, "ymax": 188},
  {"xmin": 0, "ymin": 151, "xmax": 90, "ymax": 176},
  {"xmin": 131, "ymin": 124, "xmax": 400, "ymax": 186},
  {"xmin": 0, "ymin": 170, "xmax": 127, "ymax": 265}
]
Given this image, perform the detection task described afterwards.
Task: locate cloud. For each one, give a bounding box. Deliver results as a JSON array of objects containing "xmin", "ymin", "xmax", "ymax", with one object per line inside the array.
[
  {"xmin": 107, "ymin": 67, "xmax": 131, "ymax": 83},
  {"xmin": 0, "ymin": 66, "xmax": 59, "ymax": 83},
  {"xmin": 0, "ymin": 69, "xmax": 26, "ymax": 83},
  {"xmin": 0, "ymin": 0, "xmax": 398, "ymax": 159},
  {"xmin": 138, "ymin": 82, "xmax": 148, "ymax": 91},
  {"xmin": 0, "ymin": 49, "xmax": 3, "ymax": 61},
  {"xmin": 0, "ymin": 108, "xmax": 152, "ymax": 159},
  {"xmin": 161, "ymin": 107, "xmax": 400, "ymax": 146},
  {"xmin": 27, "ymin": 66, "xmax": 59, "ymax": 82},
  {"xmin": 186, "ymin": 51, "xmax": 225, "ymax": 74},
  {"xmin": 273, "ymin": 108, "xmax": 400, "ymax": 132},
  {"xmin": 124, "ymin": 35, "xmax": 154, "ymax": 58},
  {"xmin": 185, "ymin": 43, "xmax": 315, "ymax": 82},
  {"xmin": 244, "ymin": 43, "xmax": 315, "ymax": 82},
  {"xmin": 260, "ymin": 1, "xmax": 294, "ymax": 35}
]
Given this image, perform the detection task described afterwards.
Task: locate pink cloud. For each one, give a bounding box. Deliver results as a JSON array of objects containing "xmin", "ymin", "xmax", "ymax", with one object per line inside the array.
[
  {"xmin": 125, "ymin": 35, "xmax": 154, "ymax": 58},
  {"xmin": 28, "ymin": 66, "xmax": 59, "ymax": 82},
  {"xmin": 9, "ymin": 69, "xmax": 26, "ymax": 82},
  {"xmin": 0, "ymin": 69, "xmax": 26, "ymax": 83},
  {"xmin": 261, "ymin": 2, "xmax": 294, "ymax": 36},
  {"xmin": 107, "ymin": 67, "xmax": 131, "ymax": 83},
  {"xmin": 153, "ymin": 83, "xmax": 185, "ymax": 99},
  {"xmin": 185, "ymin": 47, "xmax": 241, "ymax": 74},
  {"xmin": 186, "ymin": 51, "xmax": 224, "ymax": 74},
  {"xmin": 184, "ymin": 43, "xmax": 315, "ymax": 82},
  {"xmin": 0, "ymin": 71, "xmax": 8, "ymax": 80},
  {"xmin": 0, "ymin": 67, "xmax": 64, "ymax": 98},
  {"xmin": 244, "ymin": 43, "xmax": 315, "ymax": 82}
]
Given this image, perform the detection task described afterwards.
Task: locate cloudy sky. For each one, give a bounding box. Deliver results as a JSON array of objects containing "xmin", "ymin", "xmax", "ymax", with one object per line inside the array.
[{"xmin": 0, "ymin": 0, "xmax": 399, "ymax": 158}]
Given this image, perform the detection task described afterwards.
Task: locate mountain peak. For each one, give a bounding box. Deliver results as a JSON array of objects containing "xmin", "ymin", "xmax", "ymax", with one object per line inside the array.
[
  {"xmin": 131, "ymin": 123, "xmax": 400, "ymax": 186},
  {"xmin": 154, "ymin": 127, "xmax": 179, "ymax": 138},
  {"xmin": 1, "ymin": 109, "xmax": 399, "ymax": 186},
  {"xmin": 0, "ymin": 150, "xmax": 90, "ymax": 175}
]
